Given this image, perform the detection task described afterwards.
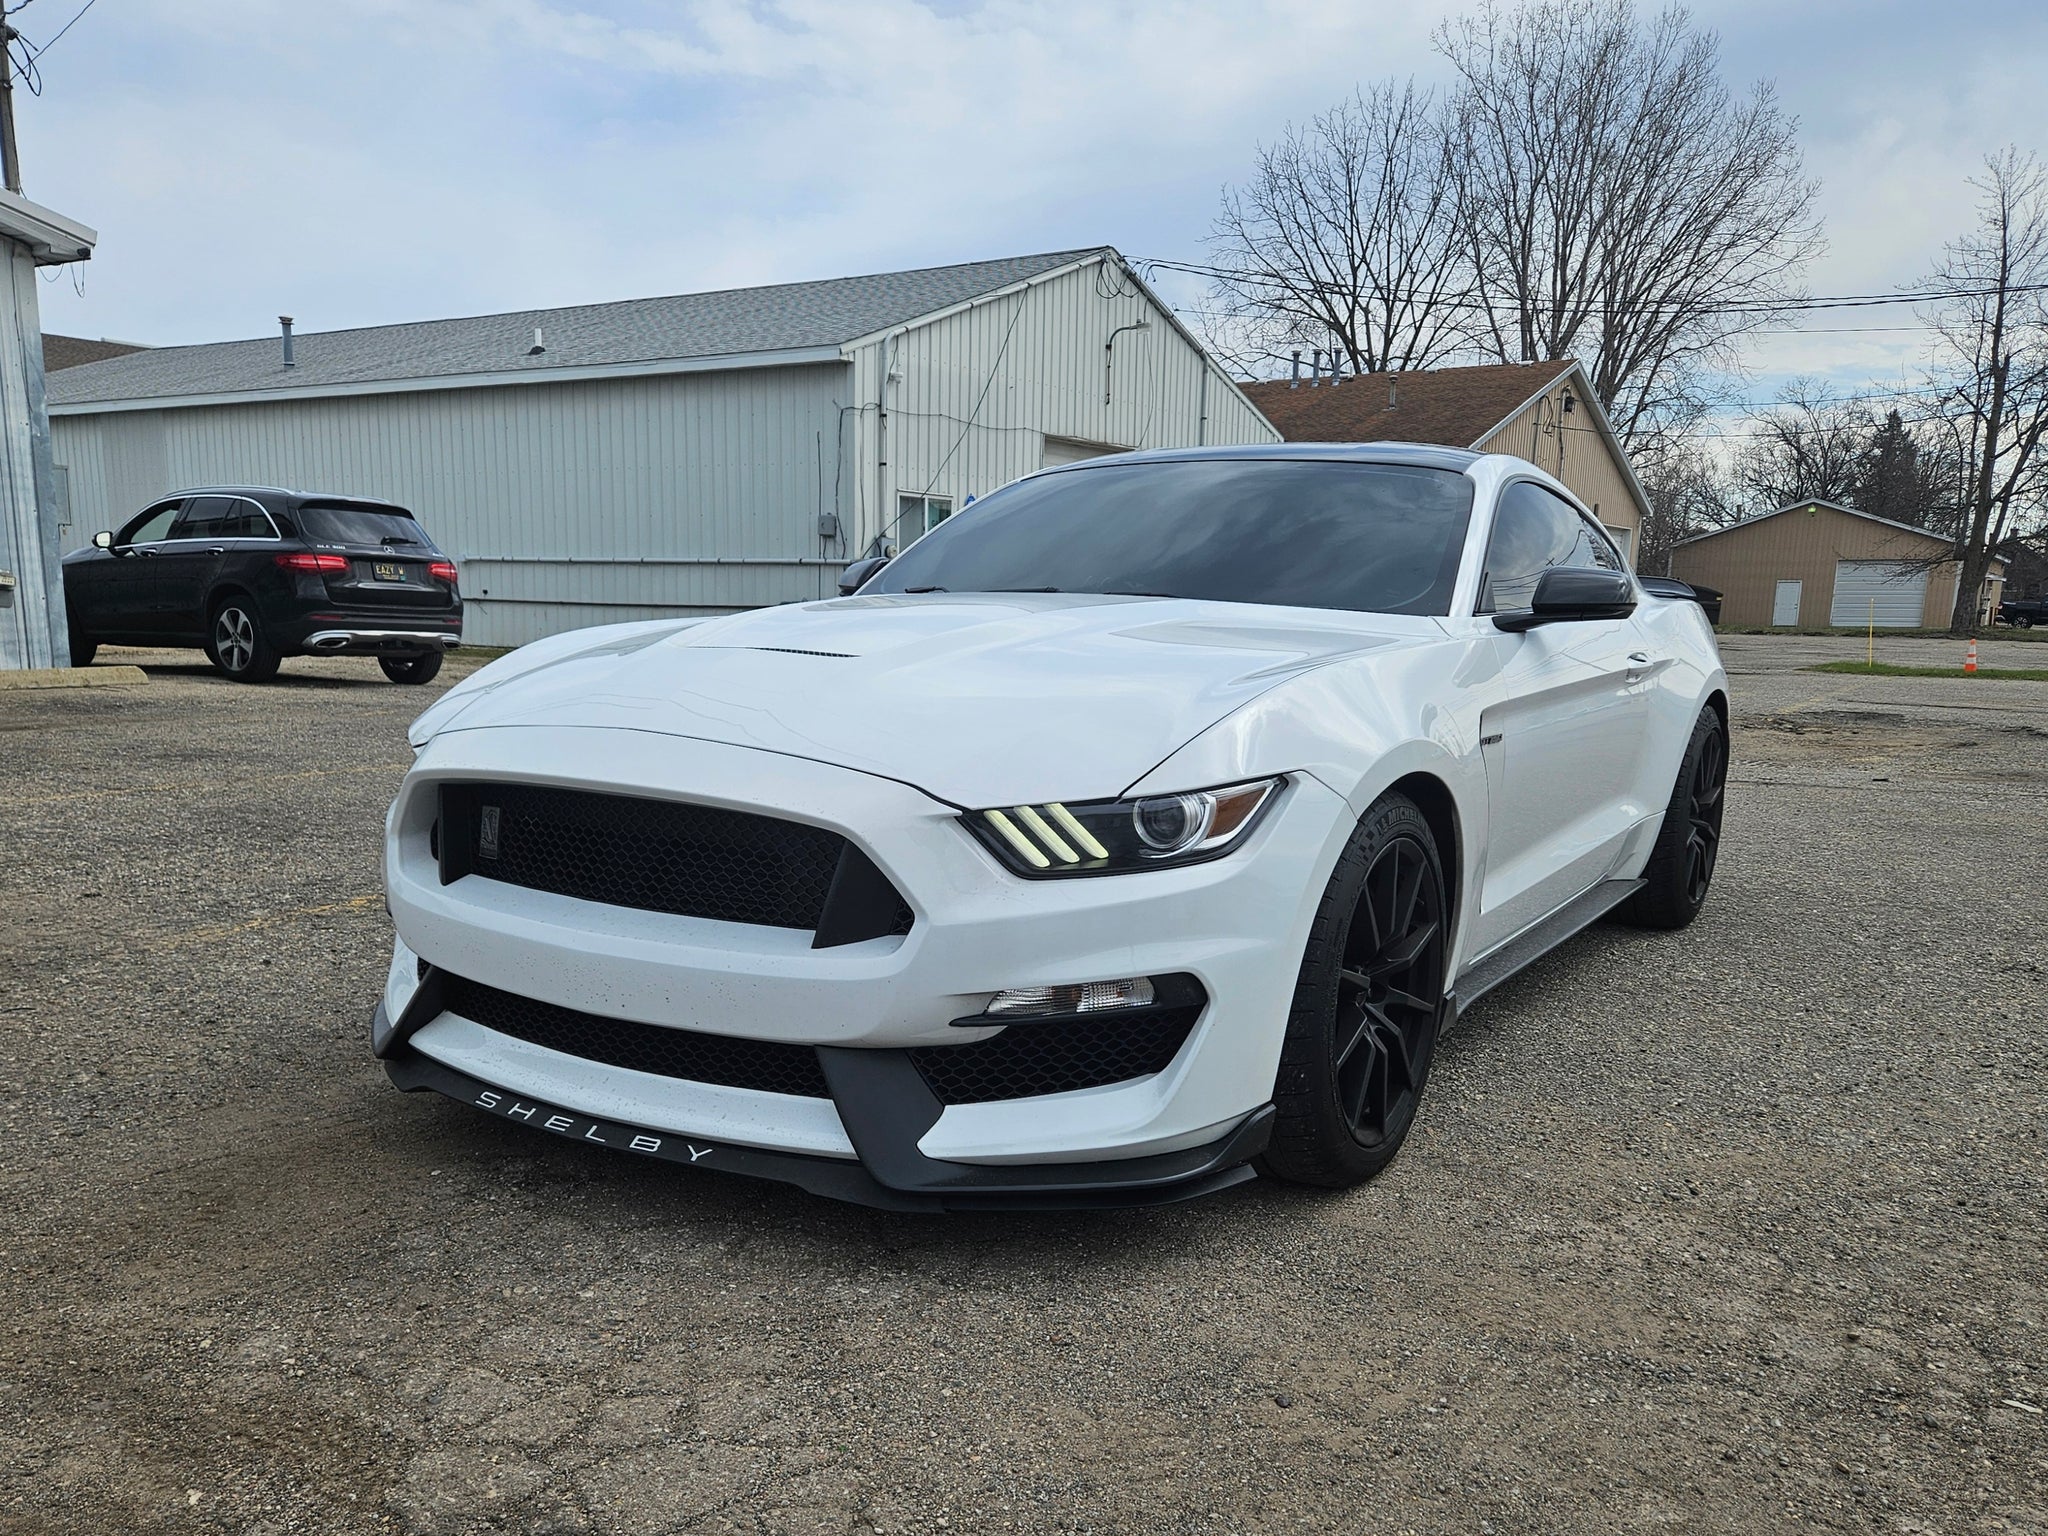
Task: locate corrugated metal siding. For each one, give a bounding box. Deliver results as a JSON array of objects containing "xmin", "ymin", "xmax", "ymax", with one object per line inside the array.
[
  {"xmin": 55, "ymin": 365, "xmax": 851, "ymax": 645},
  {"xmin": 0, "ymin": 239, "xmax": 65, "ymax": 667},
  {"xmin": 1476, "ymin": 386, "xmax": 1642, "ymax": 564},
  {"xmin": 1671, "ymin": 504, "xmax": 1959, "ymax": 628},
  {"xmin": 844, "ymin": 255, "xmax": 1277, "ymax": 553}
]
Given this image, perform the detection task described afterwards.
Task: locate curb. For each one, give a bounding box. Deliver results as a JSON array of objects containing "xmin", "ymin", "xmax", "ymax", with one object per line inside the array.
[{"xmin": 0, "ymin": 665, "xmax": 150, "ymax": 692}]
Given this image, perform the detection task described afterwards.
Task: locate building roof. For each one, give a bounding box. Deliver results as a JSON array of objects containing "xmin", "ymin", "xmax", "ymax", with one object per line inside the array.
[
  {"xmin": 1239, "ymin": 360, "xmax": 1575, "ymax": 448},
  {"xmin": 44, "ymin": 334, "xmax": 147, "ymax": 371},
  {"xmin": 1673, "ymin": 499, "xmax": 2005, "ymax": 565},
  {"xmin": 50, "ymin": 248, "xmax": 1108, "ymax": 408}
]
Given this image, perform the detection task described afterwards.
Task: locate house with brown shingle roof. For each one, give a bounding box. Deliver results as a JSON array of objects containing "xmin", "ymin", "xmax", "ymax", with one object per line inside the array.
[
  {"xmin": 1240, "ymin": 359, "xmax": 1651, "ymax": 566},
  {"xmin": 43, "ymin": 334, "xmax": 147, "ymax": 371}
]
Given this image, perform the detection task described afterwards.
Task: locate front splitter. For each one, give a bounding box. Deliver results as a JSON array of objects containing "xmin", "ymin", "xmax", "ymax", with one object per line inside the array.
[{"xmin": 382, "ymin": 1043, "xmax": 1272, "ymax": 1213}]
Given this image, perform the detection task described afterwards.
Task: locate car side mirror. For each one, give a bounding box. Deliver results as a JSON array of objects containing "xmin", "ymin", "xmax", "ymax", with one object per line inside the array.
[
  {"xmin": 838, "ymin": 555, "xmax": 889, "ymax": 597},
  {"xmin": 1493, "ymin": 567, "xmax": 1637, "ymax": 632},
  {"xmin": 92, "ymin": 530, "xmax": 113, "ymax": 550}
]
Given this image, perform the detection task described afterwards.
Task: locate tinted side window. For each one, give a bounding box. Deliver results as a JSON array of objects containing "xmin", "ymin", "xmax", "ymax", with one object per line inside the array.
[
  {"xmin": 218, "ymin": 499, "xmax": 277, "ymax": 538},
  {"xmin": 1478, "ymin": 482, "xmax": 1623, "ymax": 613},
  {"xmin": 118, "ymin": 501, "xmax": 182, "ymax": 546},
  {"xmin": 170, "ymin": 495, "xmax": 235, "ymax": 540}
]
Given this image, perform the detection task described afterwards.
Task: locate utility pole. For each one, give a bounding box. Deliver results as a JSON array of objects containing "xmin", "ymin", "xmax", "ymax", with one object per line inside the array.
[{"xmin": 0, "ymin": 7, "xmax": 20, "ymax": 194}]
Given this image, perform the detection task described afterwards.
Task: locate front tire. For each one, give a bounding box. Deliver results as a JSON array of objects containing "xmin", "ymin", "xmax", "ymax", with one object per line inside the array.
[
  {"xmin": 206, "ymin": 599, "xmax": 280, "ymax": 683},
  {"xmin": 380, "ymin": 651, "xmax": 443, "ymax": 685},
  {"xmin": 1258, "ymin": 792, "xmax": 1448, "ymax": 1189},
  {"xmin": 1615, "ymin": 705, "xmax": 1727, "ymax": 931}
]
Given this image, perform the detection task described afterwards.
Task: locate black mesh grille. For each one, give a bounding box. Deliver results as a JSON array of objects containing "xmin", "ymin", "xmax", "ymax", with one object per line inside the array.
[
  {"xmin": 446, "ymin": 782, "xmax": 911, "ymax": 937},
  {"xmin": 908, "ymin": 1008, "xmax": 1201, "ymax": 1105},
  {"xmin": 443, "ymin": 973, "xmax": 830, "ymax": 1098}
]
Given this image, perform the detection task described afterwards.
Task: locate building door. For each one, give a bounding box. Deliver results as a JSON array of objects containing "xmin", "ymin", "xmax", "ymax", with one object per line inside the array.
[
  {"xmin": 1772, "ymin": 580, "xmax": 1802, "ymax": 627},
  {"xmin": 1830, "ymin": 561, "xmax": 1928, "ymax": 628}
]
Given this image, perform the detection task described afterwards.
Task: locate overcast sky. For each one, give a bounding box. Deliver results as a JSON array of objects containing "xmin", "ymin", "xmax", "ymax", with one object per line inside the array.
[{"xmin": 19, "ymin": 0, "xmax": 2048, "ymax": 418}]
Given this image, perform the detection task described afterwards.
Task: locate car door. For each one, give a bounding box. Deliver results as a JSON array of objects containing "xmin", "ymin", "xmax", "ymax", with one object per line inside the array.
[
  {"xmin": 1468, "ymin": 480, "xmax": 1655, "ymax": 956},
  {"xmin": 78, "ymin": 499, "xmax": 184, "ymax": 639},
  {"xmin": 152, "ymin": 495, "xmax": 235, "ymax": 640}
]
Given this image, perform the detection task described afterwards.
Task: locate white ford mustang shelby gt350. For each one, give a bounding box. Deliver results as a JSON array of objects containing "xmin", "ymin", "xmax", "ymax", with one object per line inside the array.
[{"xmin": 374, "ymin": 444, "xmax": 1728, "ymax": 1210}]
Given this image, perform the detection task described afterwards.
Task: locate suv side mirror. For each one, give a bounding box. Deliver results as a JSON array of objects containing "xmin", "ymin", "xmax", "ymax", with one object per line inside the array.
[
  {"xmin": 838, "ymin": 555, "xmax": 889, "ymax": 596},
  {"xmin": 1493, "ymin": 567, "xmax": 1637, "ymax": 632},
  {"xmin": 92, "ymin": 530, "xmax": 113, "ymax": 550}
]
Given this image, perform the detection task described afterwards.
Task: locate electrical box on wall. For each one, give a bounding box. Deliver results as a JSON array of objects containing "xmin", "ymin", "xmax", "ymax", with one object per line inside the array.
[{"xmin": 817, "ymin": 512, "xmax": 841, "ymax": 540}]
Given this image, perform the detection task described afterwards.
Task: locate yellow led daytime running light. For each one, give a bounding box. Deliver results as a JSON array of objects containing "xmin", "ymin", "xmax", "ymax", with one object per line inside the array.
[{"xmin": 982, "ymin": 809, "xmax": 1051, "ymax": 869}]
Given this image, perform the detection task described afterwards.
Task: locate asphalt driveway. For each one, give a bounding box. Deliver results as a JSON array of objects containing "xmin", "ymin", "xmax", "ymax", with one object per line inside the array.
[{"xmin": 1, "ymin": 635, "xmax": 2043, "ymax": 1535}]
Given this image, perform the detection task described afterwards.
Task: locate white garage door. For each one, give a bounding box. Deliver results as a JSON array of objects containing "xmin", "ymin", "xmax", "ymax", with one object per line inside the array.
[
  {"xmin": 1041, "ymin": 435, "xmax": 1120, "ymax": 469},
  {"xmin": 1831, "ymin": 561, "xmax": 1929, "ymax": 628}
]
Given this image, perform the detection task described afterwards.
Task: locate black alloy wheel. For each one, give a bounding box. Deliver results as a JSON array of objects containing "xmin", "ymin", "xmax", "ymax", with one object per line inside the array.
[
  {"xmin": 1616, "ymin": 705, "xmax": 1727, "ymax": 931},
  {"xmin": 1682, "ymin": 724, "xmax": 1727, "ymax": 906},
  {"xmin": 1259, "ymin": 791, "xmax": 1448, "ymax": 1189},
  {"xmin": 1333, "ymin": 834, "xmax": 1445, "ymax": 1148}
]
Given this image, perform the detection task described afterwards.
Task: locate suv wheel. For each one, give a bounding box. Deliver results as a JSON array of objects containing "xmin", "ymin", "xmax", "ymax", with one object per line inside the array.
[
  {"xmin": 380, "ymin": 651, "xmax": 443, "ymax": 685},
  {"xmin": 207, "ymin": 599, "xmax": 280, "ymax": 683}
]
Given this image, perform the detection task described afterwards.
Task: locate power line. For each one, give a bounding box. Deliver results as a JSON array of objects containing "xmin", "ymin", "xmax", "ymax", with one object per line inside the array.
[
  {"xmin": 20, "ymin": 0, "xmax": 94, "ymax": 59},
  {"xmin": 1136, "ymin": 254, "xmax": 2048, "ymax": 320}
]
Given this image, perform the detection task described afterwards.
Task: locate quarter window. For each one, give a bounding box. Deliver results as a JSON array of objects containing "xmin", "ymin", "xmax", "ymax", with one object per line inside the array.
[
  {"xmin": 1478, "ymin": 482, "xmax": 1623, "ymax": 613},
  {"xmin": 217, "ymin": 499, "xmax": 277, "ymax": 538}
]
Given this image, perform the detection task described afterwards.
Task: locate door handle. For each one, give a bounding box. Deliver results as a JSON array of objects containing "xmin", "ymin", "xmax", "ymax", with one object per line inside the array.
[
  {"xmin": 1626, "ymin": 650, "xmax": 1652, "ymax": 682},
  {"xmin": 207, "ymin": 547, "xmax": 226, "ymax": 555}
]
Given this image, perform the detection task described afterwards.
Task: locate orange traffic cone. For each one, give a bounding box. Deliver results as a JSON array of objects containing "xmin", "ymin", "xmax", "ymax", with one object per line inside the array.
[{"xmin": 1965, "ymin": 640, "xmax": 1978, "ymax": 674}]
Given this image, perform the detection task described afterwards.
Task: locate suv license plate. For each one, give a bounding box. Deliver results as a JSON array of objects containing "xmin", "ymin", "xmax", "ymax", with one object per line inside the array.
[{"xmin": 373, "ymin": 563, "xmax": 404, "ymax": 581}]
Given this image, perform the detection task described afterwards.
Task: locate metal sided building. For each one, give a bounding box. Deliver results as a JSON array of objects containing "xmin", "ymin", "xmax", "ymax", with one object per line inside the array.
[{"xmin": 47, "ymin": 249, "xmax": 1276, "ymax": 647}]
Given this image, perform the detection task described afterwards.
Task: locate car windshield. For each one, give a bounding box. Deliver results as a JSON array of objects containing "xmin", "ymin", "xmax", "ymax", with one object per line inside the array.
[
  {"xmin": 866, "ymin": 460, "xmax": 1474, "ymax": 615},
  {"xmin": 298, "ymin": 503, "xmax": 431, "ymax": 547}
]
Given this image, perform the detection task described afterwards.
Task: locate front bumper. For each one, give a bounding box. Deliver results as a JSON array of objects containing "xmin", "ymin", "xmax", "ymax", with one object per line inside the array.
[
  {"xmin": 380, "ymin": 725, "xmax": 1352, "ymax": 1203},
  {"xmin": 380, "ymin": 1021, "xmax": 1274, "ymax": 1211}
]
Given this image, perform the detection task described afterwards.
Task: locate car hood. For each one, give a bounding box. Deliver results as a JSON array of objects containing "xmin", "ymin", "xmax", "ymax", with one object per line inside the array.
[{"xmin": 421, "ymin": 593, "xmax": 1441, "ymax": 806}]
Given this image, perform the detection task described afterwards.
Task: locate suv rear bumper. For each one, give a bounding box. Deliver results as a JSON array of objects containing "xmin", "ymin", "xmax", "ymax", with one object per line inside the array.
[
  {"xmin": 380, "ymin": 1028, "xmax": 1273, "ymax": 1211},
  {"xmin": 303, "ymin": 627, "xmax": 463, "ymax": 655}
]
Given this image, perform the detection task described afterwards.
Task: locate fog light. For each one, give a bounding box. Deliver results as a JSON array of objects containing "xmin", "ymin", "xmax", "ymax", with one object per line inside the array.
[{"xmin": 984, "ymin": 977, "xmax": 1156, "ymax": 1017}]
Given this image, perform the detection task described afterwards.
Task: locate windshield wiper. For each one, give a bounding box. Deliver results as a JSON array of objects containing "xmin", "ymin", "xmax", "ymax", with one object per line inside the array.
[
  {"xmin": 380, "ymin": 534, "xmax": 423, "ymax": 546},
  {"xmin": 901, "ymin": 584, "xmax": 948, "ymax": 593},
  {"xmin": 1104, "ymin": 590, "xmax": 1177, "ymax": 598}
]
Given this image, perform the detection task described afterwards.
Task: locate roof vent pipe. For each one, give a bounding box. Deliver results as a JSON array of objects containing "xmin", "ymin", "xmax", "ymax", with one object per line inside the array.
[
  {"xmin": 1388, "ymin": 373, "xmax": 1399, "ymax": 410},
  {"xmin": 279, "ymin": 316, "xmax": 295, "ymax": 368},
  {"xmin": 528, "ymin": 327, "xmax": 545, "ymax": 356},
  {"xmin": 1330, "ymin": 348, "xmax": 1343, "ymax": 386},
  {"xmin": 1290, "ymin": 350, "xmax": 1302, "ymax": 389},
  {"xmin": 1310, "ymin": 348, "xmax": 1322, "ymax": 387}
]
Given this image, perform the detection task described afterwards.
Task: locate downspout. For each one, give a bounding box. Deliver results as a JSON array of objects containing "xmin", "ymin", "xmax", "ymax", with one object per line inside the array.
[
  {"xmin": 874, "ymin": 332, "xmax": 891, "ymax": 554},
  {"xmin": 1198, "ymin": 366, "xmax": 1209, "ymax": 446}
]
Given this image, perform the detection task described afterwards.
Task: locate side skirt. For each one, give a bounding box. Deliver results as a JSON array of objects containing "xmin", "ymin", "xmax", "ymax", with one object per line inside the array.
[{"xmin": 1445, "ymin": 877, "xmax": 1645, "ymax": 1025}]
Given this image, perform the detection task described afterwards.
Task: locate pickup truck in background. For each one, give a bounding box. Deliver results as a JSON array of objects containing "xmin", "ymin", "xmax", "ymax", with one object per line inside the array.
[{"xmin": 1996, "ymin": 595, "xmax": 2047, "ymax": 628}]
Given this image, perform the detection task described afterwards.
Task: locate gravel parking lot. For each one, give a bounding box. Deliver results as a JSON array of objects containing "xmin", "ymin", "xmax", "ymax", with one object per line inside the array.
[{"xmin": 3, "ymin": 634, "xmax": 2044, "ymax": 1535}]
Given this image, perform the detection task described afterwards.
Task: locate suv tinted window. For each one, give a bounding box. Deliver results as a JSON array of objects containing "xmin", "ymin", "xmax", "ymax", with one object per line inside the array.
[
  {"xmin": 216, "ymin": 499, "xmax": 276, "ymax": 538},
  {"xmin": 118, "ymin": 501, "xmax": 182, "ymax": 546},
  {"xmin": 1478, "ymin": 482, "xmax": 1623, "ymax": 613},
  {"xmin": 299, "ymin": 503, "xmax": 430, "ymax": 547},
  {"xmin": 868, "ymin": 460, "xmax": 1475, "ymax": 616},
  {"xmin": 170, "ymin": 496, "xmax": 235, "ymax": 540}
]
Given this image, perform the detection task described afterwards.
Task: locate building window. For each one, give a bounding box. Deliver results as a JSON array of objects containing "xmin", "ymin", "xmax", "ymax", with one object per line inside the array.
[{"xmin": 899, "ymin": 493, "xmax": 952, "ymax": 541}]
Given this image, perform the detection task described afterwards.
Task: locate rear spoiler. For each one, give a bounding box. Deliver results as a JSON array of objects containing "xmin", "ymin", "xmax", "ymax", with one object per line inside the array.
[{"xmin": 1638, "ymin": 575, "xmax": 1722, "ymax": 625}]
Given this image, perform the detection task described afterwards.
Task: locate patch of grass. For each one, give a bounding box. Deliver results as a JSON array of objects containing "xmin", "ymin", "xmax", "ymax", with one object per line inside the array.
[
  {"xmin": 1806, "ymin": 660, "xmax": 2048, "ymax": 681},
  {"xmin": 1720, "ymin": 624, "xmax": 2047, "ymax": 641}
]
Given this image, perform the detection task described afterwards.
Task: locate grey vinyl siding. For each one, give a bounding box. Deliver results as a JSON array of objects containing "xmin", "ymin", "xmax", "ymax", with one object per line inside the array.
[{"xmin": 844, "ymin": 255, "xmax": 1275, "ymax": 552}]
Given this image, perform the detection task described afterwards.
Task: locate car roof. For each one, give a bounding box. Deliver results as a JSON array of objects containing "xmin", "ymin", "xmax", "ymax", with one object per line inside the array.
[
  {"xmin": 164, "ymin": 486, "xmax": 412, "ymax": 509},
  {"xmin": 1042, "ymin": 441, "xmax": 1484, "ymax": 475}
]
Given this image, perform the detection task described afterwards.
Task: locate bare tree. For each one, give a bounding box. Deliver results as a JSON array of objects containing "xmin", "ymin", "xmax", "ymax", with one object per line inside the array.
[
  {"xmin": 1204, "ymin": 81, "xmax": 1474, "ymax": 376},
  {"xmin": 1436, "ymin": 0, "xmax": 1822, "ymax": 451},
  {"xmin": 1731, "ymin": 381, "xmax": 1875, "ymax": 511},
  {"xmin": 1636, "ymin": 441, "xmax": 1743, "ymax": 573},
  {"xmin": 1917, "ymin": 149, "xmax": 2048, "ymax": 635}
]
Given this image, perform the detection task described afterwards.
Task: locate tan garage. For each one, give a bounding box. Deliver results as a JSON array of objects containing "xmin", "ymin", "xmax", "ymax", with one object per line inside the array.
[{"xmin": 1671, "ymin": 500, "xmax": 2005, "ymax": 630}]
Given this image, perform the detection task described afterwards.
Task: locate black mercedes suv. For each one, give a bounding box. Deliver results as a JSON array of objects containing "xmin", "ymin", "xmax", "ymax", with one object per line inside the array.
[{"xmin": 63, "ymin": 487, "xmax": 463, "ymax": 684}]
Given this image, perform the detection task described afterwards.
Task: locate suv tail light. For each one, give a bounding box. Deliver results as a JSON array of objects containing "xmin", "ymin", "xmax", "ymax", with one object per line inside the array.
[
  {"xmin": 275, "ymin": 552, "xmax": 349, "ymax": 573},
  {"xmin": 428, "ymin": 560, "xmax": 458, "ymax": 584}
]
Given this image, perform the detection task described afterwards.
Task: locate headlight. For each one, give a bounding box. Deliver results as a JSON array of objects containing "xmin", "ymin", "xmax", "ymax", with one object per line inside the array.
[{"xmin": 964, "ymin": 778, "xmax": 1282, "ymax": 877}]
